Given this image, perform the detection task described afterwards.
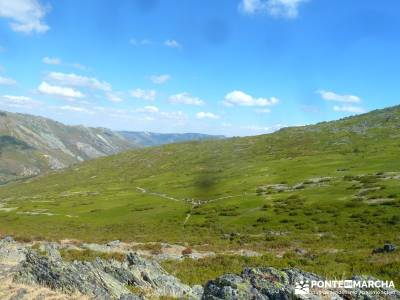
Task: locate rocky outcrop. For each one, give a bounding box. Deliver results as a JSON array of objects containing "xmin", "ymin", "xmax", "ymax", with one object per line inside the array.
[
  {"xmin": 14, "ymin": 249, "xmax": 201, "ymax": 299},
  {"xmin": 0, "ymin": 236, "xmax": 26, "ymax": 265},
  {"xmin": 1, "ymin": 237, "xmax": 400, "ymax": 300},
  {"xmin": 203, "ymin": 267, "xmax": 400, "ymax": 300}
]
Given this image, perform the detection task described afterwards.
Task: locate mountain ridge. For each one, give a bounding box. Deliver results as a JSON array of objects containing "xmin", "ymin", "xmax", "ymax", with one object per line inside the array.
[{"xmin": 0, "ymin": 110, "xmax": 223, "ymax": 183}]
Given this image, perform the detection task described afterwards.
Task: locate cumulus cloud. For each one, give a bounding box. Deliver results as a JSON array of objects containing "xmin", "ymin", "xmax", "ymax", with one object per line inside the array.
[
  {"xmin": 317, "ymin": 90, "xmax": 361, "ymax": 103},
  {"xmin": 333, "ymin": 105, "xmax": 365, "ymax": 114},
  {"xmin": 196, "ymin": 112, "xmax": 220, "ymax": 120},
  {"xmin": 149, "ymin": 74, "xmax": 171, "ymax": 84},
  {"xmin": 169, "ymin": 92, "xmax": 205, "ymax": 106},
  {"xmin": 47, "ymin": 72, "xmax": 111, "ymax": 91},
  {"xmin": 0, "ymin": 0, "xmax": 50, "ymax": 33},
  {"xmin": 239, "ymin": 0, "xmax": 308, "ymax": 18},
  {"xmin": 0, "ymin": 76, "xmax": 16, "ymax": 85},
  {"xmin": 164, "ymin": 39, "xmax": 181, "ymax": 48},
  {"xmin": 223, "ymin": 90, "xmax": 279, "ymax": 107},
  {"xmin": 136, "ymin": 105, "xmax": 159, "ymax": 113},
  {"xmin": 0, "ymin": 94, "xmax": 41, "ymax": 108},
  {"xmin": 42, "ymin": 56, "xmax": 61, "ymax": 65},
  {"xmin": 38, "ymin": 81, "xmax": 84, "ymax": 99},
  {"xmin": 131, "ymin": 88, "xmax": 157, "ymax": 101}
]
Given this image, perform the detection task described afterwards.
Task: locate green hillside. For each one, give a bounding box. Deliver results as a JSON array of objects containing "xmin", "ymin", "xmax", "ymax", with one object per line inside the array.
[
  {"xmin": 0, "ymin": 110, "xmax": 224, "ymax": 184},
  {"xmin": 0, "ymin": 105, "xmax": 400, "ymax": 282}
]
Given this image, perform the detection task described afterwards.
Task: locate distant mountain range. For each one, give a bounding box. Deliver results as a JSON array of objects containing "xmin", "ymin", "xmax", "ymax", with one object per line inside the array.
[{"xmin": 0, "ymin": 110, "xmax": 224, "ymax": 183}]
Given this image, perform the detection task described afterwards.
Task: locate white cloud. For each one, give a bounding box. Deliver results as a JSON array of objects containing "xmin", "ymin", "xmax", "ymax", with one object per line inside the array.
[
  {"xmin": 0, "ymin": 0, "xmax": 50, "ymax": 33},
  {"xmin": 317, "ymin": 90, "xmax": 361, "ymax": 103},
  {"xmin": 105, "ymin": 92, "xmax": 123, "ymax": 103},
  {"xmin": 149, "ymin": 74, "xmax": 171, "ymax": 84},
  {"xmin": 0, "ymin": 94, "xmax": 41, "ymax": 108},
  {"xmin": 164, "ymin": 39, "xmax": 181, "ymax": 48},
  {"xmin": 333, "ymin": 105, "xmax": 365, "ymax": 114},
  {"xmin": 131, "ymin": 88, "xmax": 157, "ymax": 101},
  {"xmin": 196, "ymin": 112, "xmax": 220, "ymax": 120},
  {"xmin": 223, "ymin": 90, "xmax": 279, "ymax": 107},
  {"xmin": 136, "ymin": 106, "xmax": 159, "ymax": 113},
  {"xmin": 38, "ymin": 81, "xmax": 84, "ymax": 99},
  {"xmin": 47, "ymin": 72, "xmax": 111, "ymax": 91},
  {"xmin": 58, "ymin": 105, "xmax": 93, "ymax": 114},
  {"xmin": 42, "ymin": 56, "xmax": 61, "ymax": 65},
  {"xmin": 42, "ymin": 58, "xmax": 88, "ymax": 71},
  {"xmin": 0, "ymin": 76, "xmax": 16, "ymax": 85},
  {"xmin": 169, "ymin": 92, "xmax": 205, "ymax": 106},
  {"xmin": 239, "ymin": 0, "xmax": 307, "ymax": 18}
]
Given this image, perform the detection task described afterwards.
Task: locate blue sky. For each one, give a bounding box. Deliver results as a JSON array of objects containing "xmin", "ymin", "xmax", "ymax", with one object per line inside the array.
[{"xmin": 0, "ymin": 0, "xmax": 400, "ymax": 136}]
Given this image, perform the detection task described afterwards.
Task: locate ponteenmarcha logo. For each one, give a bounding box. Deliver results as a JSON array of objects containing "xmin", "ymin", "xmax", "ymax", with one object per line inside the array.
[{"xmin": 295, "ymin": 280, "xmax": 310, "ymax": 295}]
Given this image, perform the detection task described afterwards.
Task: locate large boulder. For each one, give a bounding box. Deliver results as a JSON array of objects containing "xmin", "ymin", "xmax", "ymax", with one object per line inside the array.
[{"xmin": 14, "ymin": 250, "xmax": 201, "ymax": 299}]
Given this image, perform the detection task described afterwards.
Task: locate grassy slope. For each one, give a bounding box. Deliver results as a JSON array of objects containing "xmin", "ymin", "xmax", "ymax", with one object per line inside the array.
[{"xmin": 1, "ymin": 105, "xmax": 400, "ymax": 283}]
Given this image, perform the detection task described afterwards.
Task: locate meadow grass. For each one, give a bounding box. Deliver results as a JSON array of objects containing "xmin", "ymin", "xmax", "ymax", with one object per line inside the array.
[{"xmin": 1, "ymin": 105, "xmax": 400, "ymax": 283}]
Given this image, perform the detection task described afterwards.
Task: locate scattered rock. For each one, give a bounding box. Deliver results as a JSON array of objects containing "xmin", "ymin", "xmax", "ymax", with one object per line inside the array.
[
  {"xmin": 293, "ymin": 183, "xmax": 305, "ymax": 190},
  {"xmin": 107, "ymin": 240, "xmax": 121, "ymax": 247},
  {"xmin": 373, "ymin": 244, "xmax": 397, "ymax": 254}
]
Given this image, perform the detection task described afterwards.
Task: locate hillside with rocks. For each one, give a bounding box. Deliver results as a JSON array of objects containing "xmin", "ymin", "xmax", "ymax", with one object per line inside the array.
[
  {"xmin": 0, "ymin": 105, "xmax": 400, "ymax": 292},
  {"xmin": 1, "ymin": 237, "xmax": 399, "ymax": 299}
]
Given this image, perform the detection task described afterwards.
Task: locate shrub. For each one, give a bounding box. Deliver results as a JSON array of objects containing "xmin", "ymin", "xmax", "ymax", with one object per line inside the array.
[{"xmin": 256, "ymin": 217, "xmax": 269, "ymax": 223}]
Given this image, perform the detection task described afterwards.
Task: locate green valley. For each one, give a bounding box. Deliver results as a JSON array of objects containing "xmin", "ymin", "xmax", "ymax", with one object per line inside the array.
[{"xmin": 1, "ymin": 105, "xmax": 400, "ymax": 284}]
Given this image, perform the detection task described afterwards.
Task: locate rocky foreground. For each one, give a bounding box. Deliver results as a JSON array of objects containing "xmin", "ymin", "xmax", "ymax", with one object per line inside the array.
[{"xmin": 0, "ymin": 237, "xmax": 399, "ymax": 300}]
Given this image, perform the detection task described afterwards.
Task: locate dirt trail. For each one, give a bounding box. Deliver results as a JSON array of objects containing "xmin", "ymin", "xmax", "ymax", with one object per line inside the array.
[
  {"xmin": 183, "ymin": 213, "xmax": 191, "ymax": 226},
  {"xmin": 136, "ymin": 187, "xmax": 181, "ymax": 202},
  {"xmin": 135, "ymin": 187, "xmax": 256, "ymax": 227}
]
